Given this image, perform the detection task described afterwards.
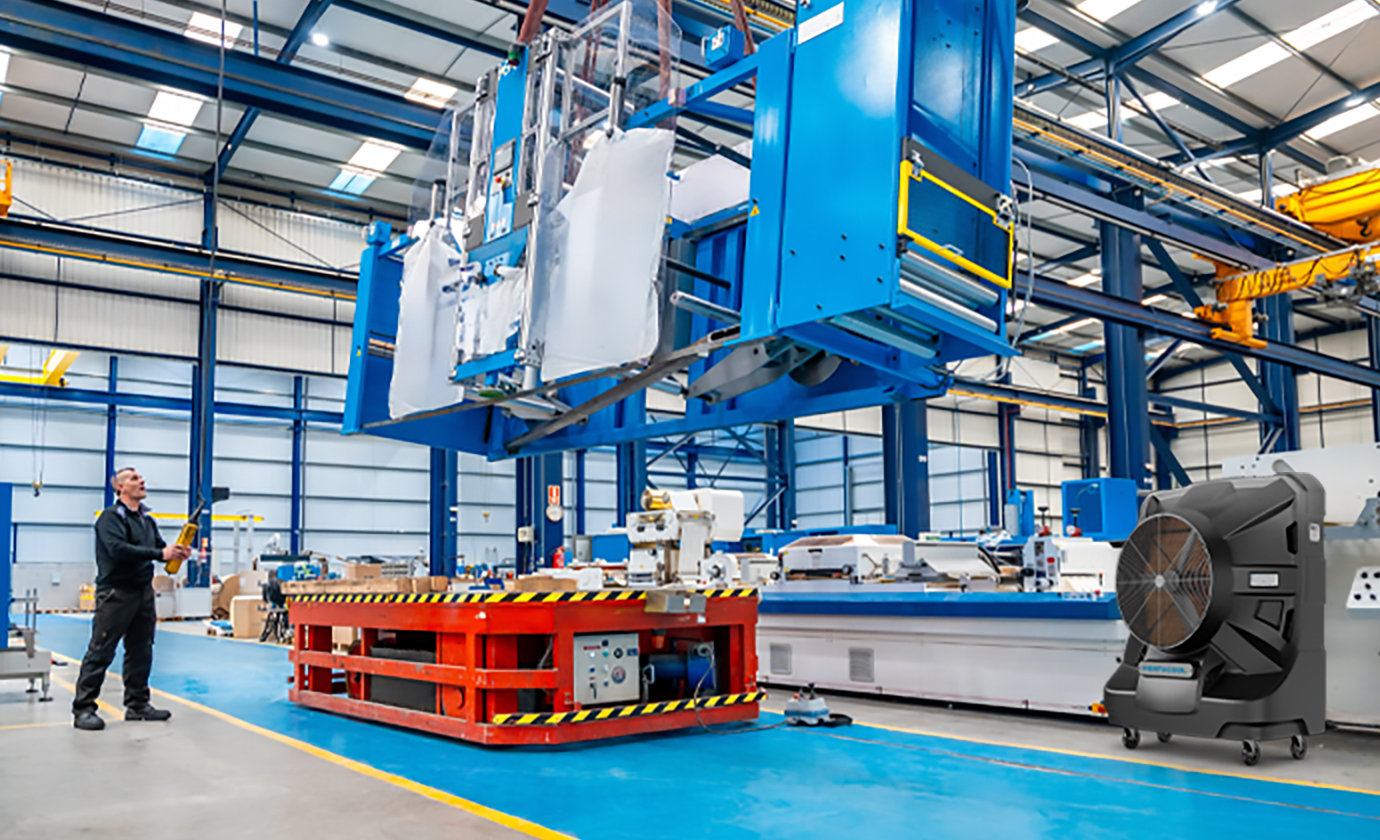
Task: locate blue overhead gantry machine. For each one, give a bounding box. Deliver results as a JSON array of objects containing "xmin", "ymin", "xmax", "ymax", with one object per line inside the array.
[{"xmin": 343, "ymin": 0, "xmax": 1017, "ymax": 464}]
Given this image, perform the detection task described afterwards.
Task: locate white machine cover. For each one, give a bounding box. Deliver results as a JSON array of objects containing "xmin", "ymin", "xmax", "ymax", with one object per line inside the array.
[
  {"xmin": 389, "ymin": 222, "xmax": 464, "ymax": 418},
  {"xmin": 536, "ymin": 127, "xmax": 674, "ymax": 382}
]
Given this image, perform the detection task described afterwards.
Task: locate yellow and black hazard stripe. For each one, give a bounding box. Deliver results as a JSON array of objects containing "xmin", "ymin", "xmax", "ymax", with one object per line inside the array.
[
  {"xmin": 288, "ymin": 588, "xmax": 758, "ymax": 606},
  {"xmin": 491, "ymin": 691, "xmax": 766, "ymax": 725}
]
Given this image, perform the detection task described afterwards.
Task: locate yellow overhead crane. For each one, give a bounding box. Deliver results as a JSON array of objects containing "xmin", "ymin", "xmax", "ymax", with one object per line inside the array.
[{"xmin": 1197, "ymin": 165, "xmax": 1380, "ymax": 348}]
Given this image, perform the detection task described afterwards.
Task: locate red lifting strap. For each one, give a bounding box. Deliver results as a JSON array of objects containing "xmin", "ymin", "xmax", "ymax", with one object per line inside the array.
[
  {"xmin": 516, "ymin": 0, "xmax": 551, "ymax": 45},
  {"xmin": 728, "ymin": 0, "xmax": 757, "ymax": 54}
]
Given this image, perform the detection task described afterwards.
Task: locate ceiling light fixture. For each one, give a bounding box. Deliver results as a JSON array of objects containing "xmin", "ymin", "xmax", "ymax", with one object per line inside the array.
[
  {"xmin": 311, "ymin": 32, "xmax": 330, "ymax": 47},
  {"xmin": 1195, "ymin": 0, "xmax": 1218, "ymax": 16}
]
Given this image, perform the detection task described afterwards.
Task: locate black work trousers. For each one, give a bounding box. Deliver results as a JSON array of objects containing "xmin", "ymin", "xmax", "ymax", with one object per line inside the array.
[{"xmin": 73, "ymin": 586, "xmax": 156, "ymax": 714}]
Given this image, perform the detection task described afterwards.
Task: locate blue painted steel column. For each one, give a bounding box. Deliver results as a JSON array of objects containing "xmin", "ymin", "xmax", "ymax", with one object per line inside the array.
[
  {"xmin": 1, "ymin": 482, "xmax": 10, "ymax": 610},
  {"xmin": 985, "ymin": 450, "xmax": 1001, "ymax": 528},
  {"xmin": 616, "ymin": 441, "xmax": 646, "ymax": 525},
  {"xmin": 290, "ymin": 375, "xmax": 305, "ymax": 554},
  {"xmin": 764, "ymin": 422, "xmax": 795, "ymax": 529},
  {"xmin": 103, "ymin": 356, "xmax": 119, "ymax": 508},
  {"xmin": 429, "ymin": 448, "xmax": 458, "ymax": 576},
  {"xmin": 1100, "ymin": 187, "xmax": 1151, "ymax": 490},
  {"xmin": 883, "ymin": 400, "xmax": 930, "ymax": 538},
  {"xmin": 1078, "ymin": 362, "xmax": 1101, "ymax": 479},
  {"xmin": 516, "ymin": 453, "xmax": 563, "ymax": 573},
  {"xmin": 997, "ymin": 397, "xmax": 1018, "ymax": 497},
  {"xmin": 574, "ymin": 449, "xmax": 586, "ymax": 536},
  {"xmin": 188, "ymin": 279, "xmax": 219, "ymax": 540},
  {"xmin": 841, "ymin": 436, "xmax": 852, "ymax": 527},
  {"xmin": 1259, "ymin": 295, "xmax": 1301, "ymax": 452},
  {"xmin": 1370, "ymin": 317, "xmax": 1380, "ymax": 442}
]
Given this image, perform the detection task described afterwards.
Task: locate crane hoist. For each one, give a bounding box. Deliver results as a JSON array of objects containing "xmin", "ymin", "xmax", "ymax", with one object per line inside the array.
[{"xmin": 1196, "ymin": 164, "xmax": 1380, "ymax": 349}]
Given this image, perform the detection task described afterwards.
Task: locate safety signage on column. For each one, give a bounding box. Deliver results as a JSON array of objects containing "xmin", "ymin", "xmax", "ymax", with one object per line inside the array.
[{"xmin": 546, "ymin": 484, "xmax": 563, "ymax": 522}]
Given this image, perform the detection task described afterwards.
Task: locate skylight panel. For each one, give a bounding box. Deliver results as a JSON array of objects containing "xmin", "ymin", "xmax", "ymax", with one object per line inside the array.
[
  {"xmin": 347, "ymin": 140, "xmax": 402, "ymax": 173},
  {"xmin": 328, "ymin": 170, "xmax": 376, "ymax": 195},
  {"xmin": 1047, "ymin": 317, "xmax": 1099, "ymax": 335},
  {"xmin": 1285, "ymin": 0, "xmax": 1377, "ymax": 51},
  {"xmin": 1305, "ymin": 101, "xmax": 1380, "ymax": 140},
  {"xmin": 1203, "ymin": 42, "xmax": 1290, "ymax": 88},
  {"xmin": 1015, "ymin": 27, "xmax": 1059, "ymax": 53},
  {"xmin": 0, "ymin": 51, "xmax": 10, "ymax": 85},
  {"xmin": 1076, "ymin": 0, "xmax": 1144, "ymax": 23},
  {"xmin": 1068, "ymin": 271, "xmax": 1101, "ymax": 287},
  {"xmin": 1074, "ymin": 340, "xmax": 1106, "ymax": 352},
  {"xmin": 185, "ymin": 12, "xmax": 243, "ymax": 48},
  {"xmin": 1203, "ymin": 1, "xmax": 1378, "ymax": 89},
  {"xmin": 405, "ymin": 78, "xmax": 459, "ymax": 109},
  {"xmin": 147, "ymin": 91, "xmax": 203, "ymax": 127},
  {"xmin": 1142, "ymin": 294, "xmax": 1169, "ymax": 305},
  {"xmin": 136, "ymin": 125, "xmax": 187, "ymax": 155},
  {"xmin": 1066, "ymin": 110, "xmax": 1108, "ymax": 131}
]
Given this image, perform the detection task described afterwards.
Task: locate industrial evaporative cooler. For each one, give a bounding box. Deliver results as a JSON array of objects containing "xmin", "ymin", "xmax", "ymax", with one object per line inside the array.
[{"xmin": 1103, "ymin": 475, "xmax": 1326, "ymax": 766}]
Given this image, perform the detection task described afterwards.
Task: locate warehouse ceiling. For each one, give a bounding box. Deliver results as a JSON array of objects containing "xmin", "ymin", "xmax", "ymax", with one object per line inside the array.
[{"xmin": 0, "ymin": 0, "xmax": 1375, "ymax": 374}]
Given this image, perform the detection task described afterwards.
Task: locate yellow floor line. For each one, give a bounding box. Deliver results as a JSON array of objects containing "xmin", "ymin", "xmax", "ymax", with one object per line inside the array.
[
  {"xmin": 49, "ymin": 652, "xmax": 571, "ymax": 839},
  {"xmin": 49, "ymin": 672, "xmax": 122, "ymax": 716},
  {"xmin": 765, "ymin": 705, "xmax": 1380, "ymax": 798}
]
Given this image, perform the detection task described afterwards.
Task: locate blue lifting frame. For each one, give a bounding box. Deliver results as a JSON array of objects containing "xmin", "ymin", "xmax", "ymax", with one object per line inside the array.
[{"xmin": 344, "ymin": 0, "xmax": 1019, "ymax": 462}]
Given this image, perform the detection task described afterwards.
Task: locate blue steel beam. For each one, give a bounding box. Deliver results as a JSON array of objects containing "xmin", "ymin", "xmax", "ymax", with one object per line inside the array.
[
  {"xmin": 1149, "ymin": 425, "xmax": 1192, "ymax": 487},
  {"xmin": 1258, "ymin": 295, "xmax": 1301, "ymax": 451},
  {"xmin": 1141, "ymin": 236, "xmax": 1280, "ymax": 416},
  {"xmin": 429, "ymin": 447, "xmax": 458, "ymax": 576},
  {"xmin": 1028, "ymin": 276, "xmax": 1380, "ymax": 391},
  {"xmin": 1149, "ymin": 393, "xmax": 1279, "ymax": 425},
  {"xmin": 1017, "ymin": 1, "xmax": 1244, "ymax": 97},
  {"xmin": 1016, "ymin": 9, "xmax": 1325, "ymax": 172},
  {"xmin": 0, "ymin": 0, "xmax": 440, "ymax": 149},
  {"xmin": 211, "ymin": 0, "xmax": 335, "ymax": 182},
  {"xmin": 1017, "ymin": 167, "xmax": 1272, "ymax": 269},
  {"xmin": 0, "ymin": 380, "xmax": 344, "ymax": 424},
  {"xmin": 0, "ymin": 216, "xmax": 355, "ymax": 296}
]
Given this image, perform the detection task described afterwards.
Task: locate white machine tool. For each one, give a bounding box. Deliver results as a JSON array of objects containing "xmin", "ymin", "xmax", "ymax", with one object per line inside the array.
[
  {"xmin": 626, "ymin": 488, "xmax": 744, "ymax": 587},
  {"xmin": 780, "ymin": 534, "xmax": 914, "ymax": 579},
  {"xmin": 1020, "ymin": 536, "xmax": 1120, "ymax": 593}
]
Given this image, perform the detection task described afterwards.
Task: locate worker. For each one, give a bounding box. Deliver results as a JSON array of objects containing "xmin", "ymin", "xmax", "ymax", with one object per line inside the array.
[{"xmin": 72, "ymin": 467, "xmax": 191, "ymax": 731}]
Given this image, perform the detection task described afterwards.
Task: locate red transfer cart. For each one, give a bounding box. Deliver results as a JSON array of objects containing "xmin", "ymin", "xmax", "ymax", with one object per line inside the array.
[{"xmin": 287, "ymin": 587, "xmax": 762, "ymax": 745}]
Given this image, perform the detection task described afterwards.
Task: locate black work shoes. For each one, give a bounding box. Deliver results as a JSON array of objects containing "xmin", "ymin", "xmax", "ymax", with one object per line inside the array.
[
  {"xmin": 73, "ymin": 710, "xmax": 105, "ymax": 730},
  {"xmin": 125, "ymin": 704, "xmax": 172, "ymax": 722}
]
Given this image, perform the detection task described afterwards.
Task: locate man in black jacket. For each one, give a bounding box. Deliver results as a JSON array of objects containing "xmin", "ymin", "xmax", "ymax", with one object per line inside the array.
[{"xmin": 73, "ymin": 467, "xmax": 191, "ymax": 731}]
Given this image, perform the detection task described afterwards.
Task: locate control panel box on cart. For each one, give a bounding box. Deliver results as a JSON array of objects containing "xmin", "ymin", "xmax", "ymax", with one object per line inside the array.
[{"xmin": 288, "ymin": 588, "xmax": 760, "ymax": 746}]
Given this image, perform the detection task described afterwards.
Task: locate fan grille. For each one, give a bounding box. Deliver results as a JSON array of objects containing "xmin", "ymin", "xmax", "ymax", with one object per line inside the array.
[{"xmin": 1116, "ymin": 514, "xmax": 1213, "ymax": 650}]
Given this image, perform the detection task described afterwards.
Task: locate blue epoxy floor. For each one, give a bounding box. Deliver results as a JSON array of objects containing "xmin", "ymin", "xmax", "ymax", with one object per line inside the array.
[{"xmin": 28, "ymin": 614, "xmax": 1380, "ymax": 839}]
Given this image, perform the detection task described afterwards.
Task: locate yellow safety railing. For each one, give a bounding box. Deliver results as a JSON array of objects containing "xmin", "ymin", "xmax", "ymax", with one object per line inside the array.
[{"xmin": 897, "ymin": 160, "xmax": 1014, "ymax": 289}]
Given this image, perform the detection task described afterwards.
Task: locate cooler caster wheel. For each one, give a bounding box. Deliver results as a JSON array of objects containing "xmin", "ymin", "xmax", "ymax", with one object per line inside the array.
[
  {"xmin": 1157, "ymin": 732, "xmax": 1172, "ymax": 743},
  {"xmin": 1122, "ymin": 727, "xmax": 1141, "ymax": 750},
  {"xmin": 1241, "ymin": 740, "xmax": 1261, "ymax": 766},
  {"xmin": 1290, "ymin": 735, "xmax": 1307, "ymax": 760}
]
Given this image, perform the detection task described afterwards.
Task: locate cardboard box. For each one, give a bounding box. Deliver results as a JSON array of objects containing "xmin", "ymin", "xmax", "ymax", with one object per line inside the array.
[
  {"xmin": 231, "ymin": 595, "xmax": 268, "ymax": 639},
  {"xmin": 345, "ymin": 563, "xmax": 382, "ymax": 580},
  {"xmin": 333, "ymin": 626, "xmax": 360, "ymax": 648},
  {"xmin": 213, "ymin": 574, "xmax": 241, "ymax": 618},
  {"xmin": 513, "ymin": 574, "xmax": 579, "ymax": 592}
]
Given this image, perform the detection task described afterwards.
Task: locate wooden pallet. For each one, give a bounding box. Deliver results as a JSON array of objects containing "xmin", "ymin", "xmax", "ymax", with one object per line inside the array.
[{"xmin": 281, "ymin": 577, "xmax": 449, "ymax": 596}]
